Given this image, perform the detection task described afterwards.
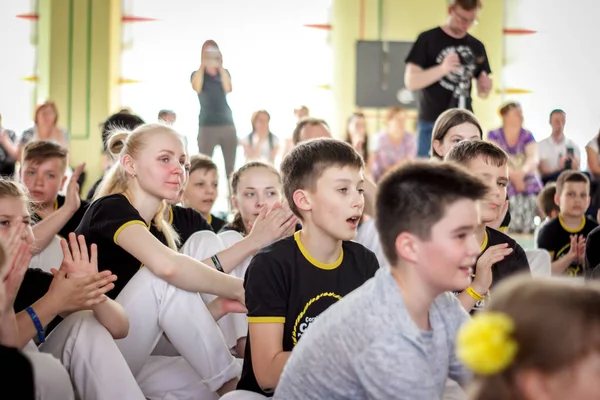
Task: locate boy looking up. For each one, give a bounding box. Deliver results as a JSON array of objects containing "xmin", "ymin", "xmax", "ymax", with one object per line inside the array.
[
  {"xmin": 274, "ymin": 161, "xmax": 486, "ymax": 399},
  {"xmin": 237, "ymin": 138, "xmax": 379, "ymax": 396}
]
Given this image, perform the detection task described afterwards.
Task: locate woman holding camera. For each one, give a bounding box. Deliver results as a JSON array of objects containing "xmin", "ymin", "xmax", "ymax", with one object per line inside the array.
[{"xmin": 191, "ymin": 40, "xmax": 236, "ymax": 180}]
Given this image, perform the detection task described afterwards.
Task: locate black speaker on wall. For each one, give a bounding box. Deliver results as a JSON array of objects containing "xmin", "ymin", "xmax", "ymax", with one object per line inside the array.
[{"xmin": 355, "ymin": 40, "xmax": 417, "ymax": 109}]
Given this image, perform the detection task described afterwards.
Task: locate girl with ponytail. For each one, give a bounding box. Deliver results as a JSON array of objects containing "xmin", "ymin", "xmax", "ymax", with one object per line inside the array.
[
  {"xmin": 457, "ymin": 276, "xmax": 600, "ymax": 400},
  {"xmin": 76, "ymin": 123, "xmax": 246, "ymax": 396}
]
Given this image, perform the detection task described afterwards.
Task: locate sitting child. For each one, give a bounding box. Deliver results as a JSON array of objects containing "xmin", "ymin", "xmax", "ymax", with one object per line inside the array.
[
  {"xmin": 457, "ymin": 275, "xmax": 600, "ymax": 400},
  {"xmin": 537, "ymin": 171, "xmax": 598, "ymax": 276},
  {"xmin": 274, "ymin": 161, "xmax": 487, "ymax": 399}
]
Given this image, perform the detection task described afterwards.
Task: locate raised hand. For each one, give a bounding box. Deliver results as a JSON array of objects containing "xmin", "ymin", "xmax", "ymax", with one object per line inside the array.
[
  {"xmin": 64, "ymin": 163, "xmax": 85, "ymax": 214},
  {"xmin": 247, "ymin": 202, "xmax": 298, "ymax": 248},
  {"xmin": 59, "ymin": 233, "xmax": 98, "ymax": 279},
  {"xmin": 1, "ymin": 224, "xmax": 32, "ymax": 314},
  {"xmin": 47, "ymin": 267, "xmax": 117, "ymax": 313},
  {"xmin": 576, "ymin": 235, "xmax": 586, "ymax": 265},
  {"xmin": 470, "ymin": 243, "xmax": 513, "ymax": 295}
]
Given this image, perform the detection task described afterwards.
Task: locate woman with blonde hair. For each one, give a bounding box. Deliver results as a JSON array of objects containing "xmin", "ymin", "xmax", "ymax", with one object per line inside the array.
[{"xmin": 76, "ymin": 123, "xmax": 246, "ymax": 396}]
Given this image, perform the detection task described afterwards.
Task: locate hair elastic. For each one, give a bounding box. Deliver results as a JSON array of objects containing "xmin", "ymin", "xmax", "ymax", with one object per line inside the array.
[{"xmin": 211, "ymin": 254, "xmax": 224, "ymax": 273}]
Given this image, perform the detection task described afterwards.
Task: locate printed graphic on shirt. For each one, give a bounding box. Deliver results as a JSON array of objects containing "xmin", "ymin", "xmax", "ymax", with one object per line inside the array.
[
  {"xmin": 293, "ymin": 292, "xmax": 342, "ymax": 345},
  {"xmin": 436, "ymin": 45, "xmax": 477, "ymax": 102}
]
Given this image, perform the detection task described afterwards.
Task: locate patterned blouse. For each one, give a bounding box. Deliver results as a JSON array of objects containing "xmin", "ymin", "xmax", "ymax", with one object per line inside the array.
[
  {"xmin": 370, "ymin": 131, "xmax": 417, "ymax": 182},
  {"xmin": 487, "ymin": 128, "xmax": 542, "ymax": 196}
]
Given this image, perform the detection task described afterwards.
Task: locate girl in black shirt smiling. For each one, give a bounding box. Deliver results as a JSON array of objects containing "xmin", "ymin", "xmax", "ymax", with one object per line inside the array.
[{"xmin": 76, "ymin": 123, "xmax": 245, "ymax": 396}]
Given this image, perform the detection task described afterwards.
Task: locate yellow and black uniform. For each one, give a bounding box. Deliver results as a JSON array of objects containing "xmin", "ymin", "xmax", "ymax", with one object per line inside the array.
[
  {"xmin": 237, "ymin": 231, "xmax": 379, "ymax": 396},
  {"xmin": 74, "ymin": 194, "xmax": 160, "ymax": 299},
  {"xmin": 586, "ymin": 226, "xmax": 600, "ymax": 278},
  {"xmin": 31, "ymin": 195, "xmax": 90, "ymax": 238},
  {"xmin": 537, "ymin": 215, "xmax": 598, "ymax": 276},
  {"xmin": 207, "ymin": 213, "xmax": 226, "ymax": 233},
  {"xmin": 463, "ymin": 227, "xmax": 530, "ymax": 313},
  {"xmin": 151, "ymin": 205, "xmax": 213, "ymax": 247}
]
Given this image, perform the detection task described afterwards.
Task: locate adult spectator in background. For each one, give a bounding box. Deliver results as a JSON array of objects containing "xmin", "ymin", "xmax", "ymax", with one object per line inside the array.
[
  {"xmin": 344, "ymin": 112, "xmax": 370, "ymax": 165},
  {"xmin": 19, "ymin": 101, "xmax": 69, "ymax": 157},
  {"xmin": 538, "ymin": 109, "xmax": 581, "ymax": 184},
  {"xmin": 488, "ymin": 102, "xmax": 541, "ymax": 233},
  {"xmin": 157, "ymin": 109, "xmax": 176, "ymax": 126},
  {"xmin": 293, "ymin": 105, "xmax": 309, "ymax": 122},
  {"xmin": 404, "ymin": 0, "xmax": 492, "ymax": 158},
  {"xmin": 369, "ymin": 107, "xmax": 417, "ymax": 182},
  {"xmin": 0, "ymin": 113, "xmax": 18, "ymax": 177},
  {"xmin": 291, "ymin": 117, "xmax": 331, "ymax": 146},
  {"xmin": 191, "ymin": 40, "xmax": 236, "ymax": 179},
  {"xmin": 242, "ymin": 110, "xmax": 279, "ymax": 165}
]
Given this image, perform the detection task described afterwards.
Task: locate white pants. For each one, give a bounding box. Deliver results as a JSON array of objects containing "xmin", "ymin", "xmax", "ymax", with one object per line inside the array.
[
  {"xmin": 179, "ymin": 230, "xmax": 250, "ymax": 351},
  {"xmin": 38, "ymin": 311, "xmax": 146, "ymax": 400},
  {"xmin": 221, "ymin": 390, "xmax": 268, "ymax": 400},
  {"xmin": 525, "ymin": 249, "xmax": 552, "ymax": 277},
  {"xmin": 115, "ymin": 266, "xmax": 241, "ymax": 393},
  {"xmin": 24, "ymin": 342, "xmax": 75, "ymax": 400}
]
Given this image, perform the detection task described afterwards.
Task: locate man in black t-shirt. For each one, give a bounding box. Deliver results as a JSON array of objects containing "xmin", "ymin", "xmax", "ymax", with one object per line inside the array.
[
  {"xmin": 237, "ymin": 139, "xmax": 379, "ymax": 396},
  {"xmin": 405, "ymin": 0, "xmax": 492, "ymax": 157},
  {"xmin": 538, "ymin": 171, "xmax": 597, "ymax": 276}
]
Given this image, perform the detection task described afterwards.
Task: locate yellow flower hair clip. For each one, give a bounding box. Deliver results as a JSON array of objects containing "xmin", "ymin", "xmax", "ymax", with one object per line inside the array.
[{"xmin": 456, "ymin": 312, "xmax": 518, "ymax": 375}]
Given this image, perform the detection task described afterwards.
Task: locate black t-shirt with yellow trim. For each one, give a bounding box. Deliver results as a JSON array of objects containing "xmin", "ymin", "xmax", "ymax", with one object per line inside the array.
[
  {"xmin": 237, "ymin": 231, "xmax": 379, "ymax": 396},
  {"xmin": 208, "ymin": 213, "xmax": 226, "ymax": 233},
  {"xmin": 151, "ymin": 205, "xmax": 213, "ymax": 247},
  {"xmin": 459, "ymin": 227, "xmax": 530, "ymax": 313},
  {"xmin": 75, "ymin": 194, "xmax": 157, "ymax": 299},
  {"xmin": 31, "ymin": 195, "xmax": 89, "ymax": 239},
  {"xmin": 537, "ymin": 215, "xmax": 598, "ymax": 277}
]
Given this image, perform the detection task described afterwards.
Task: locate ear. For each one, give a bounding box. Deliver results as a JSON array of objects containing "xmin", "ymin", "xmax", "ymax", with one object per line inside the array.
[
  {"xmin": 292, "ymin": 189, "xmax": 312, "ymax": 213},
  {"xmin": 60, "ymin": 175, "xmax": 68, "ymax": 191},
  {"xmin": 122, "ymin": 154, "xmax": 136, "ymax": 178},
  {"xmin": 515, "ymin": 369, "xmax": 554, "ymax": 400},
  {"xmin": 554, "ymin": 193, "xmax": 561, "ymax": 207},
  {"xmin": 432, "ymin": 140, "xmax": 444, "ymax": 159},
  {"xmin": 395, "ymin": 232, "xmax": 419, "ymax": 264}
]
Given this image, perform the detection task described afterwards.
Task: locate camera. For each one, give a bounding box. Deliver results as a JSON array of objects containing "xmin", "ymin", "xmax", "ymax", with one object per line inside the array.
[{"xmin": 565, "ymin": 147, "xmax": 574, "ymax": 169}]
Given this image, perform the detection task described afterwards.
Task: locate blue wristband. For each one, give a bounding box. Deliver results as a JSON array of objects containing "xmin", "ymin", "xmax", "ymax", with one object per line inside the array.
[{"xmin": 25, "ymin": 307, "xmax": 45, "ymax": 344}]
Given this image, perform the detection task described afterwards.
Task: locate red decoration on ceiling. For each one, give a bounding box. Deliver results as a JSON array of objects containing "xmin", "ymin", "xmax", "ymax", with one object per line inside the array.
[
  {"xmin": 503, "ymin": 28, "xmax": 537, "ymax": 35},
  {"xmin": 303, "ymin": 24, "xmax": 332, "ymax": 30},
  {"xmin": 122, "ymin": 16, "xmax": 157, "ymax": 23},
  {"xmin": 16, "ymin": 13, "xmax": 39, "ymax": 21}
]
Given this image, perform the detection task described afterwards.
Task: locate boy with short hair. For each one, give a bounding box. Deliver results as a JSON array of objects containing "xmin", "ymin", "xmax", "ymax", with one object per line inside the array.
[
  {"xmin": 181, "ymin": 154, "xmax": 226, "ymax": 232},
  {"xmin": 445, "ymin": 140, "xmax": 530, "ymax": 312},
  {"xmin": 21, "ymin": 140, "xmax": 87, "ymax": 238},
  {"xmin": 537, "ymin": 170, "xmax": 597, "ymax": 276},
  {"xmin": 238, "ymin": 138, "xmax": 379, "ymax": 396},
  {"xmin": 534, "ymin": 183, "xmax": 559, "ymax": 244},
  {"xmin": 274, "ymin": 161, "xmax": 486, "ymax": 399}
]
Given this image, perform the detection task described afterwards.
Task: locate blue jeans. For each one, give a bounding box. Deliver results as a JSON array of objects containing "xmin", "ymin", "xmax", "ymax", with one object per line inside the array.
[{"xmin": 417, "ymin": 121, "xmax": 435, "ymax": 158}]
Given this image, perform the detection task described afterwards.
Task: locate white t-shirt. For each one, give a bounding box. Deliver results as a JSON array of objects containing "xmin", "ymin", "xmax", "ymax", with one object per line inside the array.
[
  {"xmin": 586, "ymin": 135, "xmax": 600, "ymax": 176},
  {"xmin": 537, "ymin": 135, "xmax": 580, "ymax": 171}
]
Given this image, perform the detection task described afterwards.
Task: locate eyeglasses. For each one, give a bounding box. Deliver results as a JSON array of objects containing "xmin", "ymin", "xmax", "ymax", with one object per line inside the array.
[{"xmin": 452, "ymin": 7, "xmax": 479, "ymax": 26}]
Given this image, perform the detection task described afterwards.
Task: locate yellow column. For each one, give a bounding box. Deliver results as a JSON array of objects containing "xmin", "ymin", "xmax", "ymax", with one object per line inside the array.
[
  {"xmin": 37, "ymin": 0, "xmax": 121, "ymax": 193},
  {"xmin": 332, "ymin": 0, "xmax": 503, "ymax": 135}
]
